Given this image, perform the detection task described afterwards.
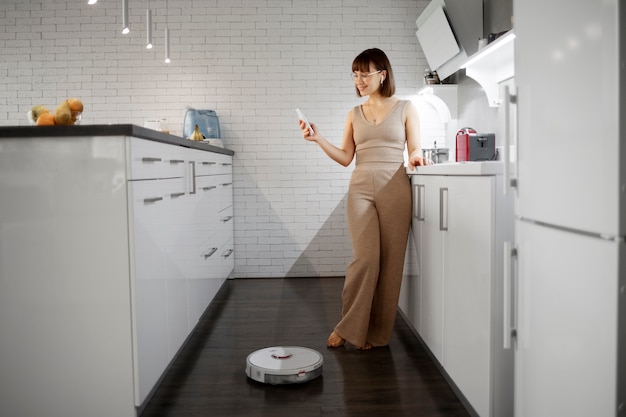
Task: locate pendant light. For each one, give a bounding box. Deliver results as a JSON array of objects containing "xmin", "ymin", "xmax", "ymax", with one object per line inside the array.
[
  {"xmin": 165, "ymin": 27, "xmax": 171, "ymax": 63},
  {"xmin": 146, "ymin": 9, "xmax": 153, "ymax": 49},
  {"xmin": 164, "ymin": 0, "xmax": 171, "ymax": 63},
  {"xmin": 122, "ymin": 0, "xmax": 130, "ymax": 34}
]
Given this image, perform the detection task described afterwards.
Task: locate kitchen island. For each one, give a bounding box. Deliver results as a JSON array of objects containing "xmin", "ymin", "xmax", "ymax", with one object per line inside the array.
[
  {"xmin": 0, "ymin": 125, "xmax": 234, "ymax": 417},
  {"xmin": 400, "ymin": 161, "xmax": 514, "ymax": 417}
]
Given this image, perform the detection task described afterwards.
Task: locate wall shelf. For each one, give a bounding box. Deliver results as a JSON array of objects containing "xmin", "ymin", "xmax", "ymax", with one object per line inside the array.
[
  {"xmin": 417, "ymin": 84, "xmax": 458, "ymax": 122},
  {"xmin": 461, "ymin": 30, "xmax": 515, "ymax": 107}
]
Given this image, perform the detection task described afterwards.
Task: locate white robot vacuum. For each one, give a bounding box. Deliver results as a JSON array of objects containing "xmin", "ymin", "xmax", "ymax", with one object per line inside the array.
[{"xmin": 245, "ymin": 346, "xmax": 323, "ymax": 385}]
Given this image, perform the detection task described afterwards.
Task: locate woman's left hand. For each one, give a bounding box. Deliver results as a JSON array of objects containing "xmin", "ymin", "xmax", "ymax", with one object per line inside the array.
[{"xmin": 408, "ymin": 154, "xmax": 432, "ymax": 170}]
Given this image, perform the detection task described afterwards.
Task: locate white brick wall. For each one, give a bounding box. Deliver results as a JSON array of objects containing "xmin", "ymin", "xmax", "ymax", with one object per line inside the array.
[{"xmin": 0, "ymin": 0, "xmax": 447, "ymax": 278}]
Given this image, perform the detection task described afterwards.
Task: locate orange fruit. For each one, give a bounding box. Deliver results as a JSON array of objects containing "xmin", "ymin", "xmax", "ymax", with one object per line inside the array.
[
  {"xmin": 36, "ymin": 113, "xmax": 56, "ymax": 126},
  {"xmin": 67, "ymin": 98, "xmax": 83, "ymax": 113}
]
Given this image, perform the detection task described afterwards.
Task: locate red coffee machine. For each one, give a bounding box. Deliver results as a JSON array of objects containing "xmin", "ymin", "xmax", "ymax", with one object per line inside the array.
[{"xmin": 455, "ymin": 127, "xmax": 496, "ymax": 161}]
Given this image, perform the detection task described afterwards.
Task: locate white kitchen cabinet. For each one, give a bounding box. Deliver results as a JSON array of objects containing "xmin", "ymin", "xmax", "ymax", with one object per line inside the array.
[
  {"xmin": 129, "ymin": 177, "xmax": 186, "ymax": 402},
  {"xmin": 128, "ymin": 139, "xmax": 234, "ymax": 405},
  {"xmin": 216, "ymin": 175, "xmax": 234, "ymax": 278},
  {"xmin": 441, "ymin": 176, "xmax": 493, "ymax": 417},
  {"xmin": 0, "ymin": 129, "xmax": 234, "ymax": 417},
  {"xmin": 400, "ymin": 163, "xmax": 514, "ymax": 417},
  {"xmin": 183, "ymin": 149, "xmax": 234, "ymax": 328},
  {"xmin": 410, "ymin": 175, "xmax": 446, "ymax": 363},
  {"xmin": 0, "ymin": 137, "xmax": 137, "ymax": 417}
]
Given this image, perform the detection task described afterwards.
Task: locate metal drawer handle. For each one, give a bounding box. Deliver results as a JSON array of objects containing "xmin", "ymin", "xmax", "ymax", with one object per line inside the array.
[
  {"xmin": 221, "ymin": 182, "xmax": 233, "ymax": 187},
  {"xmin": 202, "ymin": 186, "xmax": 217, "ymax": 191},
  {"xmin": 189, "ymin": 161, "xmax": 196, "ymax": 194},
  {"xmin": 414, "ymin": 184, "xmax": 425, "ymax": 221},
  {"xmin": 170, "ymin": 192, "xmax": 185, "ymax": 198},
  {"xmin": 141, "ymin": 157, "xmax": 162, "ymax": 162},
  {"xmin": 202, "ymin": 162, "xmax": 217, "ymax": 165},
  {"xmin": 413, "ymin": 184, "xmax": 419, "ymax": 219},
  {"xmin": 203, "ymin": 247, "xmax": 218, "ymax": 259},
  {"xmin": 143, "ymin": 196, "xmax": 163, "ymax": 203},
  {"xmin": 222, "ymin": 249, "xmax": 234, "ymax": 258},
  {"xmin": 221, "ymin": 163, "xmax": 233, "ymax": 166},
  {"xmin": 439, "ymin": 187, "xmax": 448, "ymax": 231},
  {"xmin": 221, "ymin": 215, "xmax": 233, "ymax": 222},
  {"xmin": 169, "ymin": 159, "xmax": 185, "ymax": 164}
]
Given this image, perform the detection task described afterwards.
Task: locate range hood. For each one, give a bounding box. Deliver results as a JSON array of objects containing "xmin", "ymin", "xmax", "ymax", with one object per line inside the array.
[{"xmin": 416, "ymin": 0, "xmax": 482, "ymax": 80}]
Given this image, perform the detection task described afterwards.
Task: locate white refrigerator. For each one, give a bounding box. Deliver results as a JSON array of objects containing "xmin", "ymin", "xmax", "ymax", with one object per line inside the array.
[{"xmin": 509, "ymin": 0, "xmax": 626, "ymax": 416}]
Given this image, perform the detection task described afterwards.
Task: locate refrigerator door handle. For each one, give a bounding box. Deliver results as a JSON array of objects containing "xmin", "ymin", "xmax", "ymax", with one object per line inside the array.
[
  {"xmin": 503, "ymin": 85, "xmax": 518, "ymax": 195},
  {"xmin": 503, "ymin": 241, "xmax": 517, "ymax": 349}
]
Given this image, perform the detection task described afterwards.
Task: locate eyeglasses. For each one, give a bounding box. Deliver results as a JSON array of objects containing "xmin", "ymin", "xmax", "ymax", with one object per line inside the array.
[{"xmin": 351, "ymin": 70, "xmax": 382, "ymax": 81}]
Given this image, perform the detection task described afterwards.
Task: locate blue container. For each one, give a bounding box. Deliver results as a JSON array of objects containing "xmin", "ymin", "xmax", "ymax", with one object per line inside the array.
[{"xmin": 183, "ymin": 108, "xmax": 221, "ymax": 139}]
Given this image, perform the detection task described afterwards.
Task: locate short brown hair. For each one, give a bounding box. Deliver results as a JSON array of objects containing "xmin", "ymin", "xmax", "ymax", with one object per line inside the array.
[{"xmin": 352, "ymin": 48, "xmax": 395, "ymax": 97}]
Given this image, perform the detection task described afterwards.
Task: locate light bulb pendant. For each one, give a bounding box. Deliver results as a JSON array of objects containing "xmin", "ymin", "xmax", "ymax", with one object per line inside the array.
[
  {"xmin": 146, "ymin": 9, "xmax": 153, "ymax": 49},
  {"xmin": 165, "ymin": 27, "xmax": 171, "ymax": 63},
  {"xmin": 122, "ymin": 0, "xmax": 129, "ymax": 34}
]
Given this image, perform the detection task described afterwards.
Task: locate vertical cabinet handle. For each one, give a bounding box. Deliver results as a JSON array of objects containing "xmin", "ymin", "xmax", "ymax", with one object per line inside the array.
[
  {"xmin": 439, "ymin": 187, "xmax": 448, "ymax": 231},
  {"xmin": 413, "ymin": 183, "xmax": 419, "ymax": 219},
  {"xmin": 189, "ymin": 161, "xmax": 196, "ymax": 194},
  {"xmin": 503, "ymin": 241, "xmax": 517, "ymax": 349},
  {"xmin": 413, "ymin": 184, "xmax": 425, "ymax": 221}
]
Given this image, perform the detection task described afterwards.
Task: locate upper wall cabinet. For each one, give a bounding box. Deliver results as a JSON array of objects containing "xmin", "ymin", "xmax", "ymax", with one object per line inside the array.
[
  {"xmin": 461, "ymin": 30, "xmax": 515, "ymax": 107},
  {"xmin": 416, "ymin": 0, "xmax": 483, "ymax": 80}
]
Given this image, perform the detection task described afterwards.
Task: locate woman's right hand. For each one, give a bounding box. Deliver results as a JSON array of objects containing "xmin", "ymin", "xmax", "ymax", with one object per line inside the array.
[{"xmin": 299, "ymin": 120, "xmax": 318, "ymax": 142}]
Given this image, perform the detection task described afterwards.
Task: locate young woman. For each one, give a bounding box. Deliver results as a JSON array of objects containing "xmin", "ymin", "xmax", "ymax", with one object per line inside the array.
[{"xmin": 299, "ymin": 48, "xmax": 430, "ymax": 350}]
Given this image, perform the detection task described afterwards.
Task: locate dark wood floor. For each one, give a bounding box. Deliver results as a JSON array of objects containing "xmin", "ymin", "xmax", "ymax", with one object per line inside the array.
[{"xmin": 140, "ymin": 277, "xmax": 470, "ymax": 417}]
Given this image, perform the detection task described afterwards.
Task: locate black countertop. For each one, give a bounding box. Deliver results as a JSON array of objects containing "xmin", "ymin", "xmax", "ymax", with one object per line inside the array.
[{"xmin": 0, "ymin": 124, "xmax": 234, "ymax": 156}]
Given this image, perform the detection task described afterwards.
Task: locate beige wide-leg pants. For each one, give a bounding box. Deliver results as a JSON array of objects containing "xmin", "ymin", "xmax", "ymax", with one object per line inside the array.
[{"xmin": 334, "ymin": 162, "xmax": 412, "ymax": 348}]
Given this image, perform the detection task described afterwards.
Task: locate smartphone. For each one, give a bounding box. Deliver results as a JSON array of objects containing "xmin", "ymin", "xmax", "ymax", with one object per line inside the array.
[{"xmin": 295, "ymin": 108, "xmax": 314, "ymax": 135}]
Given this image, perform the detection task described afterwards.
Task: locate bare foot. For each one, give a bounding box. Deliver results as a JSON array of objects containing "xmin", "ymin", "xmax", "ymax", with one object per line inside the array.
[
  {"xmin": 357, "ymin": 342, "xmax": 373, "ymax": 350},
  {"xmin": 327, "ymin": 331, "xmax": 345, "ymax": 348}
]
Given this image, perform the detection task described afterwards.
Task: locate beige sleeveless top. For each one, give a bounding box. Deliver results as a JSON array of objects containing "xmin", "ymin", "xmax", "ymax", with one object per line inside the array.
[{"xmin": 353, "ymin": 100, "xmax": 408, "ymax": 165}]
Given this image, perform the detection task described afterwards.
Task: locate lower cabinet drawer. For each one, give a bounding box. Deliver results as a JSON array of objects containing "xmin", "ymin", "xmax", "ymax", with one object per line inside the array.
[
  {"xmin": 217, "ymin": 174, "xmax": 233, "ymax": 212},
  {"xmin": 193, "ymin": 151, "xmax": 233, "ymax": 176}
]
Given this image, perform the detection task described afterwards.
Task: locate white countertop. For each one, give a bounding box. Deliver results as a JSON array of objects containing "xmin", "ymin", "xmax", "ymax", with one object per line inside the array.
[{"xmin": 406, "ymin": 161, "xmax": 504, "ymax": 176}]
